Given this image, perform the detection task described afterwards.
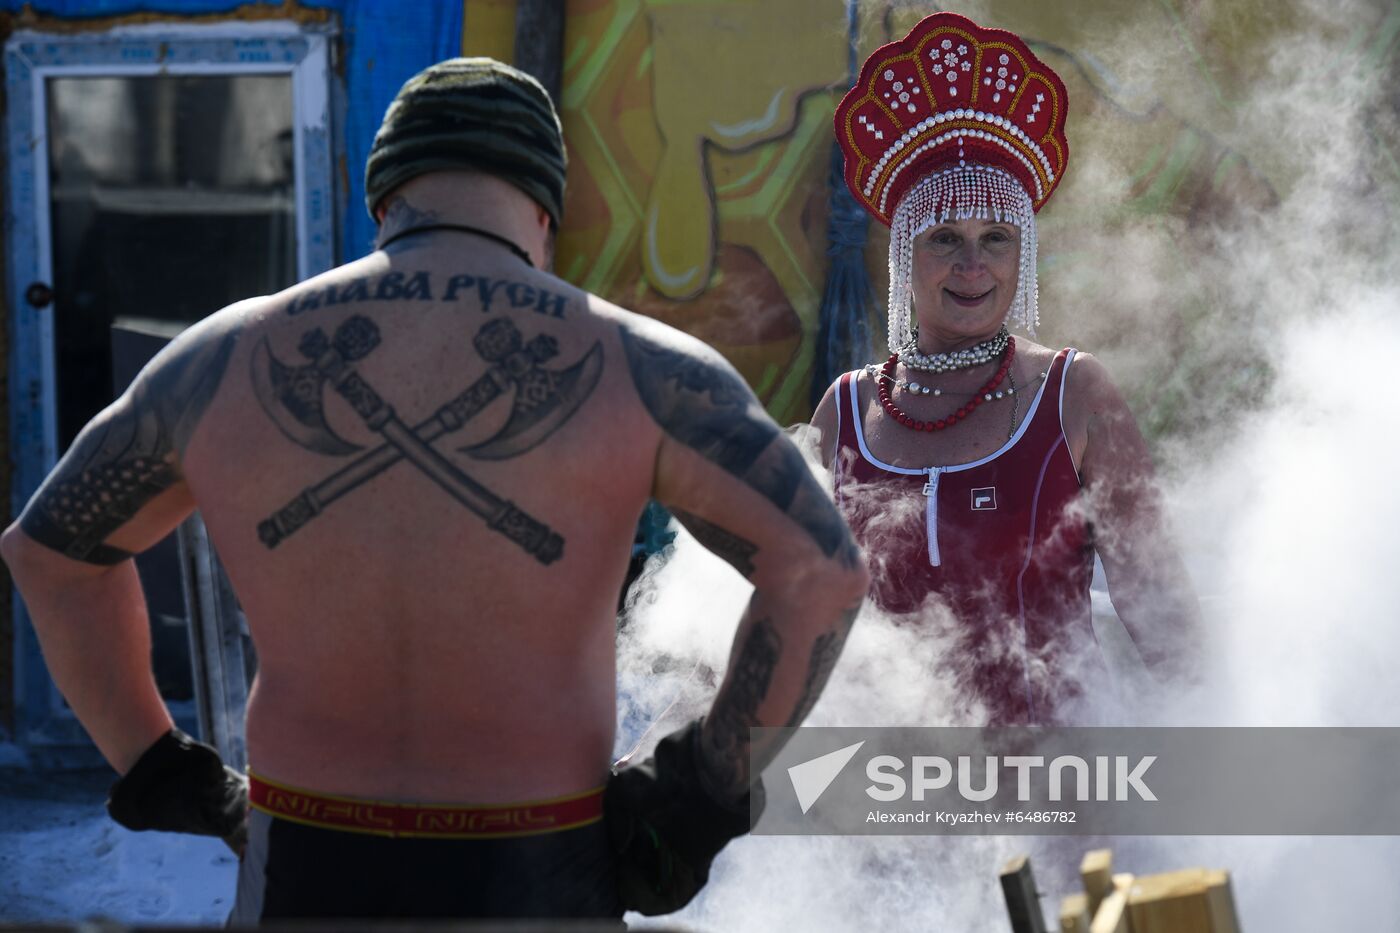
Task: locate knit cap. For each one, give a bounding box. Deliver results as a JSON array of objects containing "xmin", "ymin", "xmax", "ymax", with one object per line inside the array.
[{"xmin": 365, "ymin": 58, "xmax": 567, "ymax": 227}]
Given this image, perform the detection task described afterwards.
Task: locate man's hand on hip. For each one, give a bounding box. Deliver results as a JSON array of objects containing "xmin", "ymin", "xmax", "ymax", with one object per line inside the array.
[
  {"xmin": 107, "ymin": 728, "xmax": 249, "ymax": 855},
  {"xmin": 605, "ymin": 719, "xmax": 761, "ymax": 916}
]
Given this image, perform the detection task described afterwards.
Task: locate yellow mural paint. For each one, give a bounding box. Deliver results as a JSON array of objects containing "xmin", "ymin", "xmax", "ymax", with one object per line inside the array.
[
  {"xmin": 551, "ymin": 0, "xmax": 1399, "ymax": 427},
  {"xmin": 641, "ymin": 0, "xmax": 847, "ymax": 302},
  {"xmin": 556, "ymin": 0, "xmax": 850, "ymax": 423},
  {"xmin": 461, "ymin": 0, "xmax": 517, "ymax": 63}
]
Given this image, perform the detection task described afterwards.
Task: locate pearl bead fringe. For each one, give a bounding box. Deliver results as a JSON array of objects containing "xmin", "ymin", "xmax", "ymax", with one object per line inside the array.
[{"xmin": 887, "ymin": 166, "xmax": 1039, "ymax": 352}]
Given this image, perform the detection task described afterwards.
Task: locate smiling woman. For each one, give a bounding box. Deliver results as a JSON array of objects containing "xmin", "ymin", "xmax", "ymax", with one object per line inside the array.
[
  {"xmin": 912, "ymin": 219, "xmax": 1021, "ymax": 341},
  {"xmin": 811, "ymin": 12, "xmax": 1203, "ymax": 726}
]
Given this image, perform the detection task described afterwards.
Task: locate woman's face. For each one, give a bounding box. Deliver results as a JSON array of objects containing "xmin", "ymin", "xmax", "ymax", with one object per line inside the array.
[{"xmin": 910, "ymin": 218, "xmax": 1020, "ymax": 346}]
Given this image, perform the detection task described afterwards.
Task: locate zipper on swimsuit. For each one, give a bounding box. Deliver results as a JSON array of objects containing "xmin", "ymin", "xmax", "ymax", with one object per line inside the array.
[{"xmin": 922, "ymin": 466, "xmax": 943, "ymax": 566}]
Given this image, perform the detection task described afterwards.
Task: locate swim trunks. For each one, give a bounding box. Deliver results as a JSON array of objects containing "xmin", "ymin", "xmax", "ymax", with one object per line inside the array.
[{"xmin": 230, "ymin": 773, "xmax": 621, "ymax": 923}]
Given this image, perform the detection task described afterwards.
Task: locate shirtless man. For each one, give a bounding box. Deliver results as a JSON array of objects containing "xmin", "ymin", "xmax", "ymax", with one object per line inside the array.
[{"xmin": 1, "ymin": 59, "xmax": 868, "ymax": 922}]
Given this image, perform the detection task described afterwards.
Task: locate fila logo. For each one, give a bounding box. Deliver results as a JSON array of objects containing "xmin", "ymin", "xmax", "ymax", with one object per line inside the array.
[{"xmin": 971, "ymin": 487, "xmax": 997, "ymax": 511}]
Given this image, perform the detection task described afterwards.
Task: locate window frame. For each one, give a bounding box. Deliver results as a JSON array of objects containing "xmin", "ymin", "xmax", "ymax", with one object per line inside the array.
[{"xmin": 4, "ymin": 21, "xmax": 336, "ymax": 759}]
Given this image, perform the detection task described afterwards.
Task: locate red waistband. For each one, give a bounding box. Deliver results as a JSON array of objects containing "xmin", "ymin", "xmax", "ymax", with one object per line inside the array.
[{"xmin": 247, "ymin": 772, "xmax": 605, "ymax": 839}]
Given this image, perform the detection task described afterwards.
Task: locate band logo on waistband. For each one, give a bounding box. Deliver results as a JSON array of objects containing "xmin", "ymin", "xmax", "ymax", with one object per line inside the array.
[{"xmin": 249, "ymin": 774, "xmax": 604, "ymax": 839}]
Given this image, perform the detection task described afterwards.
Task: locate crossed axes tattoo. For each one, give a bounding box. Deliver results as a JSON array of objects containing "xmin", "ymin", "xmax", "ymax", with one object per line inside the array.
[{"xmin": 251, "ymin": 315, "xmax": 602, "ymax": 565}]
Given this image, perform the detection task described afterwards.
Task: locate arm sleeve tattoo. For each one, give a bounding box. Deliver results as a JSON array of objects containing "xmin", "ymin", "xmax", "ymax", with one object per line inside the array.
[
  {"xmin": 702, "ymin": 616, "xmax": 782, "ymax": 793},
  {"xmin": 18, "ymin": 325, "xmax": 239, "ymax": 564},
  {"xmin": 670, "ymin": 508, "xmax": 759, "ymax": 579},
  {"xmin": 784, "ymin": 606, "xmax": 859, "ymax": 728},
  {"xmin": 619, "ymin": 327, "xmax": 858, "ymax": 567}
]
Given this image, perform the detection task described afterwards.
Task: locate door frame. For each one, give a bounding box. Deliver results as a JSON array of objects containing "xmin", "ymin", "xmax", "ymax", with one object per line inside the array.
[{"xmin": 4, "ymin": 21, "xmax": 336, "ymax": 759}]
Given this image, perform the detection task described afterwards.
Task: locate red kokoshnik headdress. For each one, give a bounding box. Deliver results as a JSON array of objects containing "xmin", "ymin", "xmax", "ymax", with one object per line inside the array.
[{"xmin": 835, "ymin": 12, "xmax": 1071, "ymax": 340}]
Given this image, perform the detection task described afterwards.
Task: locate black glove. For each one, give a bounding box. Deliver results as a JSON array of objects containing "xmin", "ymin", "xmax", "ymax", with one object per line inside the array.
[
  {"xmin": 107, "ymin": 728, "xmax": 249, "ymax": 854},
  {"xmin": 605, "ymin": 720, "xmax": 763, "ymax": 915}
]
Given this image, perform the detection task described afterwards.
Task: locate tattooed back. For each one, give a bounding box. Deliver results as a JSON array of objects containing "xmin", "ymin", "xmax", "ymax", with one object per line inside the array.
[
  {"xmin": 11, "ymin": 207, "xmax": 865, "ymax": 804},
  {"xmin": 173, "ymin": 241, "xmax": 663, "ymax": 802}
]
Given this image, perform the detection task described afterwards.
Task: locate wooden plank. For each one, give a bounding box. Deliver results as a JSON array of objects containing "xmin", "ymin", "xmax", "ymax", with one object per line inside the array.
[
  {"xmin": 1059, "ymin": 893, "xmax": 1090, "ymax": 933},
  {"xmin": 1089, "ymin": 889, "xmax": 1130, "ymax": 933},
  {"xmin": 1000, "ymin": 854, "xmax": 1050, "ymax": 933},
  {"xmin": 1205, "ymin": 873, "xmax": 1241, "ymax": 933},
  {"xmin": 1126, "ymin": 868, "xmax": 1240, "ymax": 933},
  {"xmin": 1080, "ymin": 849, "xmax": 1115, "ymax": 919}
]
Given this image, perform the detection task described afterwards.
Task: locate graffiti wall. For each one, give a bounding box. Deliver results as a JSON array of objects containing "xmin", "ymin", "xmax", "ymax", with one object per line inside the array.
[{"xmin": 547, "ymin": 0, "xmax": 850, "ymax": 424}]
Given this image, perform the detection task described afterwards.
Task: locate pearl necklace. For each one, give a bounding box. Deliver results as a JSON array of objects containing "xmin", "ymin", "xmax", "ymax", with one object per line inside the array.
[
  {"xmin": 895, "ymin": 325, "xmax": 1010, "ymax": 373},
  {"xmin": 878, "ymin": 337, "xmax": 1016, "ymax": 432},
  {"xmin": 866, "ymin": 364, "xmax": 1020, "ymax": 400}
]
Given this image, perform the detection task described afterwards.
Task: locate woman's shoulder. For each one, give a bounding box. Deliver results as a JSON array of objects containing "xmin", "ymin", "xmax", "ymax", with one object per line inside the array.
[
  {"xmin": 1058, "ymin": 347, "xmax": 1118, "ymax": 405},
  {"xmin": 811, "ymin": 365, "xmax": 875, "ymax": 464},
  {"xmin": 816, "ymin": 364, "xmax": 875, "ymax": 403},
  {"xmin": 1011, "ymin": 339, "xmax": 1112, "ymax": 394},
  {"xmin": 1012, "ymin": 335, "xmax": 1086, "ymax": 363},
  {"xmin": 1051, "ymin": 347, "xmax": 1136, "ymax": 466},
  {"xmin": 812, "ymin": 365, "xmax": 874, "ymax": 421},
  {"xmin": 1012, "ymin": 337, "xmax": 1058, "ymax": 368}
]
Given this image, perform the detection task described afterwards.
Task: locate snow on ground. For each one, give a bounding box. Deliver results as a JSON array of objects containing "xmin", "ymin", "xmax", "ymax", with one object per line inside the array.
[{"xmin": 0, "ymin": 760, "xmax": 237, "ymax": 925}]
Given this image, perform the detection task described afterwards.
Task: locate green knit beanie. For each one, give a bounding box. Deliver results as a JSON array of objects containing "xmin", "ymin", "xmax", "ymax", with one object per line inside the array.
[{"xmin": 364, "ymin": 58, "xmax": 567, "ymax": 227}]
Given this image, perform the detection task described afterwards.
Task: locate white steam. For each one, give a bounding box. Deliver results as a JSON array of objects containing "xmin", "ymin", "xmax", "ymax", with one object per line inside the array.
[{"xmin": 617, "ymin": 297, "xmax": 1400, "ymax": 931}]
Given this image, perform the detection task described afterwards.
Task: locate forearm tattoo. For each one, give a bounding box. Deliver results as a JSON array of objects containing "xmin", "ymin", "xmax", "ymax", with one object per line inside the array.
[
  {"xmin": 671, "ymin": 508, "xmax": 758, "ymax": 578},
  {"xmin": 703, "ymin": 617, "xmax": 781, "ymax": 794},
  {"xmin": 702, "ymin": 606, "xmax": 858, "ymax": 792},
  {"xmin": 619, "ymin": 329, "xmax": 858, "ymax": 566},
  {"xmin": 18, "ymin": 327, "xmax": 239, "ymax": 563},
  {"xmin": 785, "ymin": 606, "xmax": 858, "ymax": 728}
]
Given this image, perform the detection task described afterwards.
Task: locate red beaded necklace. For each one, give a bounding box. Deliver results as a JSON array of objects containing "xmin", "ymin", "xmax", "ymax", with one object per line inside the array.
[{"xmin": 878, "ymin": 337, "xmax": 1016, "ymax": 432}]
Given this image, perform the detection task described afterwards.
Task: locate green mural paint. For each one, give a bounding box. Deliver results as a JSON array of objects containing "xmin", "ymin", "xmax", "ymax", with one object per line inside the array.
[
  {"xmin": 1155, "ymin": 0, "xmax": 1231, "ymax": 109},
  {"xmin": 1136, "ymin": 129, "xmax": 1204, "ymax": 215}
]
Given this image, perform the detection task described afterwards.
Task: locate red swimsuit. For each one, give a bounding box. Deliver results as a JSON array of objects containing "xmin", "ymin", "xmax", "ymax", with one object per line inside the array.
[{"xmin": 834, "ymin": 349, "xmax": 1108, "ymax": 724}]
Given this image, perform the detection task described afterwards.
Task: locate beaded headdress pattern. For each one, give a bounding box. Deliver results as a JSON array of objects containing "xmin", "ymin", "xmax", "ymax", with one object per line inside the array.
[{"xmin": 834, "ymin": 12, "xmax": 1070, "ymax": 342}]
